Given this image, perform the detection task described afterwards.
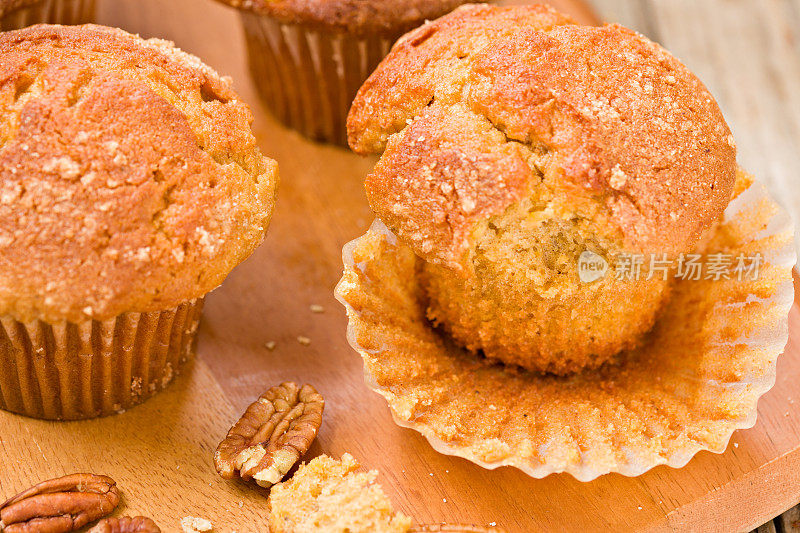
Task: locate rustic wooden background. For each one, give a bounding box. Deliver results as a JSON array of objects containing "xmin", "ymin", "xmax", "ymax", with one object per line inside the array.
[{"xmin": 589, "ymin": 2, "xmax": 800, "ymax": 531}]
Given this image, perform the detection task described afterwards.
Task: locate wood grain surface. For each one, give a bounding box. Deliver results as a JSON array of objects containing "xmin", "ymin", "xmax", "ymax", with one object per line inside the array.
[{"xmin": 1, "ymin": 1, "xmax": 799, "ymax": 532}]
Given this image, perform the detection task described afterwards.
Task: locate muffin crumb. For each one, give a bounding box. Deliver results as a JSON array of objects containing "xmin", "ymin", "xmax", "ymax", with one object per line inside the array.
[
  {"xmin": 180, "ymin": 516, "xmax": 213, "ymax": 533},
  {"xmin": 268, "ymin": 453, "xmax": 411, "ymax": 533}
]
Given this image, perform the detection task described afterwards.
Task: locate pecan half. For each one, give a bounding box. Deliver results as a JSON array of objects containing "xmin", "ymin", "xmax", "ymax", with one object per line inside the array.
[
  {"xmin": 214, "ymin": 382, "xmax": 324, "ymax": 488},
  {"xmin": 0, "ymin": 473, "xmax": 119, "ymax": 533},
  {"xmin": 88, "ymin": 517, "xmax": 161, "ymax": 533}
]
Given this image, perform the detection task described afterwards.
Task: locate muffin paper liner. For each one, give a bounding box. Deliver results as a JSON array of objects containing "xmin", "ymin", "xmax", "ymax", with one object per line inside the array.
[
  {"xmin": 0, "ymin": 298, "xmax": 203, "ymax": 420},
  {"xmin": 335, "ymin": 180, "xmax": 796, "ymax": 481},
  {"xmin": 0, "ymin": 0, "xmax": 96, "ymax": 30},
  {"xmin": 240, "ymin": 13, "xmax": 395, "ymax": 145}
]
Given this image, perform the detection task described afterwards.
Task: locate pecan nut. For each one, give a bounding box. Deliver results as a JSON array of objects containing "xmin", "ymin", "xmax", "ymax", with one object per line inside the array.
[
  {"xmin": 0, "ymin": 473, "xmax": 120, "ymax": 533},
  {"xmin": 89, "ymin": 516, "xmax": 161, "ymax": 533},
  {"xmin": 214, "ymin": 382, "xmax": 324, "ymax": 487}
]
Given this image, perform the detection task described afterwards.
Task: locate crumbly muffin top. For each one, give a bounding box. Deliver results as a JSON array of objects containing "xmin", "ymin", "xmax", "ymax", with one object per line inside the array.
[
  {"xmin": 0, "ymin": 24, "xmax": 278, "ymax": 323},
  {"xmin": 215, "ymin": 0, "xmax": 485, "ymax": 35},
  {"xmin": 268, "ymin": 453, "xmax": 411, "ymax": 533},
  {"xmin": 348, "ymin": 4, "xmax": 736, "ymax": 269}
]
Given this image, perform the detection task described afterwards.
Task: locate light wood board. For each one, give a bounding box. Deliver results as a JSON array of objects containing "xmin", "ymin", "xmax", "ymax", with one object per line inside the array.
[{"xmin": 2, "ymin": 1, "xmax": 800, "ymax": 532}]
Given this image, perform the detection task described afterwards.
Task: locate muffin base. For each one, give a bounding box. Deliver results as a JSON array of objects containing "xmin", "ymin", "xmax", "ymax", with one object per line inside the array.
[
  {"xmin": 241, "ymin": 13, "xmax": 395, "ymax": 145},
  {"xmin": 420, "ymin": 259, "xmax": 670, "ymax": 375},
  {"xmin": 335, "ymin": 178, "xmax": 795, "ymax": 481},
  {"xmin": 0, "ymin": 0, "xmax": 96, "ymax": 30},
  {"xmin": 0, "ymin": 298, "xmax": 203, "ymax": 420}
]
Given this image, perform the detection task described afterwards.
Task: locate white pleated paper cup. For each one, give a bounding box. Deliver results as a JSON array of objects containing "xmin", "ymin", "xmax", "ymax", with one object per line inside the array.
[{"xmin": 336, "ymin": 178, "xmax": 795, "ymax": 481}]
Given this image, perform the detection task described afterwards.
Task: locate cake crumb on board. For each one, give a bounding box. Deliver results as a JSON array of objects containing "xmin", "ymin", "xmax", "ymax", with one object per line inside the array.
[{"xmin": 180, "ymin": 516, "xmax": 213, "ymax": 533}]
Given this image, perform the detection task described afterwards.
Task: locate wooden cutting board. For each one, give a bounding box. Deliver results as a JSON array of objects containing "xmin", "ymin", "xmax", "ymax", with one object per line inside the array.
[{"xmin": 2, "ymin": 1, "xmax": 800, "ymax": 531}]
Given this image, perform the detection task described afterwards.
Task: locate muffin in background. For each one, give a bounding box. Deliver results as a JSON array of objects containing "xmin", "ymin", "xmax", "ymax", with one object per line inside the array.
[
  {"xmin": 0, "ymin": 24, "xmax": 279, "ymax": 420},
  {"xmin": 347, "ymin": 4, "xmax": 736, "ymax": 374},
  {"xmin": 0, "ymin": 0, "xmax": 95, "ymax": 30},
  {"xmin": 213, "ymin": 0, "xmax": 488, "ymax": 145}
]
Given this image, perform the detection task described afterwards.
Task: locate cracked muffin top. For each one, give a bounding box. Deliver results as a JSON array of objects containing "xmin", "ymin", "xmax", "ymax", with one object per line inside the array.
[
  {"xmin": 214, "ymin": 0, "xmax": 487, "ymax": 35},
  {"xmin": 348, "ymin": 4, "xmax": 736, "ymax": 270},
  {"xmin": 0, "ymin": 24, "xmax": 279, "ymax": 323}
]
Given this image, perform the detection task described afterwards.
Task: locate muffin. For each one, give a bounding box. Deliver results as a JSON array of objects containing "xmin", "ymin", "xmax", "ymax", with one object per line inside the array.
[
  {"xmin": 0, "ymin": 24, "xmax": 278, "ymax": 419},
  {"xmin": 213, "ymin": 0, "xmax": 488, "ymax": 145},
  {"xmin": 347, "ymin": 4, "xmax": 736, "ymax": 374},
  {"xmin": 336, "ymin": 170, "xmax": 794, "ymax": 479},
  {"xmin": 0, "ymin": 0, "xmax": 95, "ymax": 30},
  {"xmin": 268, "ymin": 453, "xmax": 411, "ymax": 533}
]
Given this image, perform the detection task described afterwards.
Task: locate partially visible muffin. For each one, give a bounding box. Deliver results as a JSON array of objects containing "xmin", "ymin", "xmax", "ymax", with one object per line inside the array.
[
  {"xmin": 268, "ymin": 453, "xmax": 411, "ymax": 533},
  {"xmin": 213, "ymin": 0, "xmax": 490, "ymax": 145},
  {"xmin": 348, "ymin": 5, "xmax": 736, "ymax": 374},
  {"xmin": 0, "ymin": 24, "xmax": 278, "ymax": 419},
  {"xmin": 0, "ymin": 0, "xmax": 95, "ymax": 30}
]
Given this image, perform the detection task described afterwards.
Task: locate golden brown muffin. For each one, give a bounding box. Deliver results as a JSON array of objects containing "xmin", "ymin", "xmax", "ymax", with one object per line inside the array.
[
  {"xmin": 216, "ymin": 0, "xmax": 484, "ymax": 35},
  {"xmin": 347, "ymin": 5, "xmax": 736, "ymax": 374},
  {"xmin": 268, "ymin": 453, "xmax": 411, "ymax": 533},
  {"xmin": 335, "ymin": 167, "xmax": 794, "ymax": 479},
  {"xmin": 0, "ymin": 0, "xmax": 95, "ymax": 30},
  {"xmin": 0, "ymin": 24, "xmax": 278, "ymax": 419},
  {"xmin": 213, "ymin": 0, "xmax": 487, "ymax": 145}
]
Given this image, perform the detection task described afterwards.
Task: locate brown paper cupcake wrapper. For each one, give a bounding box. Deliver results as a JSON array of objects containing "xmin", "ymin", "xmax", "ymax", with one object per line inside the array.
[
  {"xmin": 335, "ymin": 180, "xmax": 795, "ymax": 481},
  {"xmin": 0, "ymin": 0, "xmax": 96, "ymax": 30},
  {"xmin": 0, "ymin": 298, "xmax": 203, "ymax": 420},
  {"xmin": 240, "ymin": 13, "xmax": 395, "ymax": 145}
]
